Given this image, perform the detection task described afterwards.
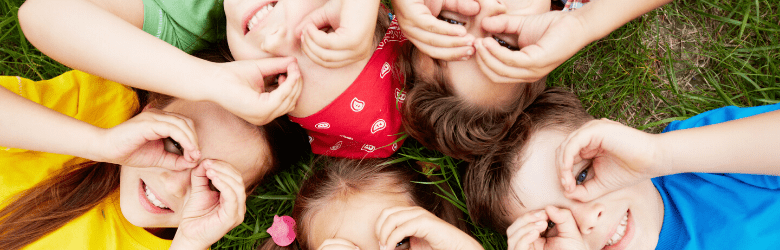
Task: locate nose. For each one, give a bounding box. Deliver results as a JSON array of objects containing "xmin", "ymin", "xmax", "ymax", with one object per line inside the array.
[
  {"xmin": 160, "ymin": 168, "xmax": 192, "ymax": 199},
  {"xmin": 571, "ymin": 202, "xmax": 605, "ymax": 235},
  {"xmin": 260, "ymin": 25, "xmax": 290, "ymax": 56}
]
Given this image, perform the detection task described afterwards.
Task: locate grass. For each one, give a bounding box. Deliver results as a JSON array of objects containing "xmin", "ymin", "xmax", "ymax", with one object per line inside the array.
[{"xmin": 1, "ymin": 0, "xmax": 778, "ymax": 249}]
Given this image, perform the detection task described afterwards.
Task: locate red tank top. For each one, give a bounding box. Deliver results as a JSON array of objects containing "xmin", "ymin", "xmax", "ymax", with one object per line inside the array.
[{"xmin": 289, "ymin": 18, "xmax": 407, "ymax": 158}]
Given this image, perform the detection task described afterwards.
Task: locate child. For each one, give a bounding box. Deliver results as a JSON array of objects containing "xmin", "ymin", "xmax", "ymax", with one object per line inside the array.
[
  {"xmin": 258, "ymin": 157, "xmax": 478, "ymax": 250},
  {"xmin": 0, "ymin": 70, "xmax": 309, "ymax": 249},
  {"xmin": 464, "ymin": 88, "xmax": 780, "ymax": 249},
  {"xmin": 391, "ymin": 0, "xmax": 673, "ymax": 161},
  {"xmin": 18, "ymin": 0, "xmax": 409, "ymax": 158}
]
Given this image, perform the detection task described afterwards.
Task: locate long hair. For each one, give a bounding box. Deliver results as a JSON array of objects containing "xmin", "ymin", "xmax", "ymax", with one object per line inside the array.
[
  {"xmin": 259, "ymin": 157, "xmax": 466, "ymax": 250},
  {"xmin": 463, "ymin": 88, "xmax": 593, "ymax": 232},
  {"xmin": 0, "ymin": 162, "xmax": 120, "ymax": 249}
]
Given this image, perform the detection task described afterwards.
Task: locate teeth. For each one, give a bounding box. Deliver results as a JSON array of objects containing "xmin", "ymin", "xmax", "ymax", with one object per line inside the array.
[
  {"xmin": 144, "ymin": 184, "xmax": 169, "ymax": 209},
  {"xmin": 606, "ymin": 213, "xmax": 629, "ymax": 246},
  {"xmin": 247, "ymin": 2, "xmax": 276, "ymax": 32}
]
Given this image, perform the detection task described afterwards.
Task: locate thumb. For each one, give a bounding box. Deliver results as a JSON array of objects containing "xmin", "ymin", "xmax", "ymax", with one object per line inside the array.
[
  {"xmin": 481, "ymin": 15, "xmax": 524, "ymax": 36},
  {"xmin": 295, "ymin": 4, "xmax": 338, "ymax": 37},
  {"xmin": 189, "ymin": 164, "xmax": 212, "ymax": 193},
  {"xmin": 565, "ymin": 176, "xmax": 610, "ymax": 203},
  {"xmin": 442, "ymin": 0, "xmax": 480, "ymax": 16},
  {"xmin": 252, "ymin": 57, "xmax": 297, "ymax": 76},
  {"xmin": 544, "ymin": 206, "xmax": 580, "ymax": 239}
]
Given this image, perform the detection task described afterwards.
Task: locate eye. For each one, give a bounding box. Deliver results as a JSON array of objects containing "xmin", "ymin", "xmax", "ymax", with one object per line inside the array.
[
  {"xmin": 492, "ymin": 36, "xmax": 519, "ymax": 51},
  {"xmin": 394, "ymin": 237, "xmax": 410, "ymax": 250},
  {"xmin": 540, "ymin": 220, "xmax": 558, "ymax": 238},
  {"xmin": 575, "ymin": 165, "xmax": 592, "ymax": 185},
  {"xmin": 163, "ymin": 137, "xmax": 184, "ymax": 155},
  {"xmin": 437, "ymin": 15, "xmax": 465, "ymax": 26}
]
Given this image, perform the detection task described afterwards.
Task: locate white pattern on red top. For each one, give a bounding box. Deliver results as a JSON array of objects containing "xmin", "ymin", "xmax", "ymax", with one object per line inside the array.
[{"xmin": 288, "ymin": 17, "xmax": 408, "ymax": 158}]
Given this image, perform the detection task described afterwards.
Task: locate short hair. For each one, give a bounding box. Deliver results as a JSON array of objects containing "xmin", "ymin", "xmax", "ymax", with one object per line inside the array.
[
  {"xmin": 400, "ymin": 46, "xmax": 546, "ymax": 161},
  {"xmin": 463, "ymin": 87, "xmax": 594, "ymax": 232}
]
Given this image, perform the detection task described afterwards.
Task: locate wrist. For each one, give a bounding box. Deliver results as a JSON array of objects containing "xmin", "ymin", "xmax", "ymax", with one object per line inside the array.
[
  {"xmin": 652, "ymin": 133, "xmax": 677, "ymax": 177},
  {"xmin": 170, "ymin": 232, "xmax": 209, "ymax": 250}
]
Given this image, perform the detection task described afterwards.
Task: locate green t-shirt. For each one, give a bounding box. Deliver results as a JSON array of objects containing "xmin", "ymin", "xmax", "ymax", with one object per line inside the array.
[{"xmin": 142, "ymin": 0, "xmax": 225, "ymax": 53}]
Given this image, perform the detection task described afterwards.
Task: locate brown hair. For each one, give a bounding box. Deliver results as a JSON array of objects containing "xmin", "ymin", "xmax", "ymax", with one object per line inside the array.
[
  {"xmin": 0, "ymin": 48, "xmax": 310, "ymax": 249},
  {"xmin": 259, "ymin": 157, "xmax": 467, "ymax": 250},
  {"xmin": 400, "ymin": 46, "xmax": 546, "ymax": 161},
  {"xmin": 463, "ymin": 87, "xmax": 593, "ymax": 232}
]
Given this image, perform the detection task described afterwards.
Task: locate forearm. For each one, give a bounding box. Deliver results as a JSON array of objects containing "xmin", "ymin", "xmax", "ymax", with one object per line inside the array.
[
  {"xmin": 658, "ymin": 110, "xmax": 780, "ymax": 176},
  {"xmin": 18, "ymin": 0, "xmax": 220, "ymax": 102},
  {"xmin": 572, "ymin": 0, "xmax": 673, "ymax": 44},
  {"xmin": 0, "ymin": 87, "xmax": 104, "ymax": 159}
]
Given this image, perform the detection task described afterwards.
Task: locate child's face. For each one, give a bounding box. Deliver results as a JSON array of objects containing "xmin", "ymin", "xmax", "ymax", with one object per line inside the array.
[
  {"xmin": 308, "ymin": 189, "xmax": 426, "ymax": 250},
  {"xmin": 415, "ymin": 0, "xmax": 550, "ymax": 107},
  {"xmin": 506, "ymin": 129, "xmax": 664, "ymax": 250},
  {"xmin": 223, "ymin": 0, "xmax": 326, "ymax": 61},
  {"xmin": 119, "ymin": 99, "xmax": 268, "ymax": 228}
]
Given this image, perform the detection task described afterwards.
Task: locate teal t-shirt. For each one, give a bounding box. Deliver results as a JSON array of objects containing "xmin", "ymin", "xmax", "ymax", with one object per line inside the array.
[{"xmin": 142, "ymin": 0, "xmax": 225, "ymax": 53}]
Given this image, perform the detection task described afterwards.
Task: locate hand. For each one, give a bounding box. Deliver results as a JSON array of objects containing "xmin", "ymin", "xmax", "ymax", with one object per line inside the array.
[
  {"xmin": 294, "ymin": 0, "xmax": 379, "ymax": 68},
  {"xmin": 316, "ymin": 238, "xmax": 360, "ymax": 250},
  {"xmin": 211, "ymin": 57, "xmax": 303, "ymax": 125},
  {"xmin": 475, "ymin": 11, "xmax": 590, "ymax": 83},
  {"xmin": 171, "ymin": 160, "xmax": 247, "ymax": 249},
  {"xmin": 376, "ymin": 206, "xmax": 482, "ymax": 250},
  {"xmin": 507, "ymin": 207, "xmax": 588, "ymax": 250},
  {"xmin": 557, "ymin": 119, "xmax": 664, "ymax": 202},
  {"xmin": 392, "ymin": 0, "xmax": 479, "ymax": 60},
  {"xmin": 93, "ymin": 108, "xmax": 200, "ymax": 170}
]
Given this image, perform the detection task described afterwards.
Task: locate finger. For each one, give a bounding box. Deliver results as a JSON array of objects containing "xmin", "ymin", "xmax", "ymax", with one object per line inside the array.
[
  {"xmin": 511, "ymin": 228, "xmax": 542, "ymax": 250},
  {"xmin": 507, "ymin": 222, "xmax": 547, "ymax": 250},
  {"xmin": 144, "ymin": 111, "xmax": 199, "ymax": 155},
  {"xmin": 204, "ymin": 160, "xmax": 246, "ymax": 223},
  {"xmin": 294, "ymin": 4, "xmax": 335, "ymax": 37},
  {"xmin": 404, "ymin": 24, "xmax": 475, "ymax": 48},
  {"xmin": 476, "ymin": 38, "xmax": 542, "ymax": 83},
  {"xmin": 383, "ymin": 213, "xmax": 434, "ymax": 250},
  {"xmin": 317, "ymin": 238, "xmax": 358, "ymax": 250},
  {"xmin": 203, "ymin": 159, "xmax": 245, "ymax": 187},
  {"xmin": 189, "ymin": 164, "xmax": 211, "ymax": 192},
  {"xmin": 404, "ymin": 9, "xmax": 467, "ymax": 36},
  {"xmin": 442, "ymin": 0, "xmax": 480, "ymax": 16},
  {"xmin": 268, "ymin": 63, "xmax": 302, "ymax": 117},
  {"xmin": 507, "ymin": 210, "xmax": 548, "ymax": 236},
  {"xmin": 375, "ymin": 206, "xmax": 420, "ymax": 246},
  {"xmin": 252, "ymin": 57, "xmax": 297, "ymax": 77},
  {"xmin": 407, "ymin": 36, "xmax": 474, "ymax": 61},
  {"xmin": 481, "ymin": 15, "xmax": 524, "ymax": 35},
  {"xmin": 301, "ymin": 31, "xmax": 357, "ymax": 68},
  {"xmin": 474, "ymin": 39, "xmax": 524, "ymax": 83},
  {"xmin": 544, "ymin": 206, "xmax": 581, "ymax": 239},
  {"xmin": 153, "ymin": 111, "xmax": 201, "ymax": 162}
]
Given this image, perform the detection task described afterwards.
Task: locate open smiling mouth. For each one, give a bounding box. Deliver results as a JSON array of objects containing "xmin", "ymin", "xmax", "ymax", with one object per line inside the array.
[
  {"xmin": 139, "ymin": 180, "xmax": 173, "ymax": 214},
  {"xmin": 245, "ymin": 1, "xmax": 277, "ymax": 34}
]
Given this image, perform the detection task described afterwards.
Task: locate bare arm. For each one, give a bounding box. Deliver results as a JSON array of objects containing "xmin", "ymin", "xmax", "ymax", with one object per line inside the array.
[{"xmin": 18, "ymin": 0, "xmax": 218, "ymax": 102}]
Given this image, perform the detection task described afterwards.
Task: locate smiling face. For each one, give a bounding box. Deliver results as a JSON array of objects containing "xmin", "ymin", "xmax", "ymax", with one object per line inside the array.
[
  {"xmin": 505, "ymin": 128, "xmax": 664, "ymax": 250},
  {"xmin": 414, "ymin": 0, "xmax": 550, "ymax": 107},
  {"xmin": 118, "ymin": 99, "xmax": 269, "ymax": 228},
  {"xmin": 223, "ymin": 0, "xmax": 328, "ymax": 60}
]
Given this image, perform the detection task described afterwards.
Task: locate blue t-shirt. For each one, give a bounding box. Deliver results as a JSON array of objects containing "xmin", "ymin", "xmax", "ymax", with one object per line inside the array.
[{"xmin": 652, "ymin": 103, "xmax": 780, "ymax": 250}]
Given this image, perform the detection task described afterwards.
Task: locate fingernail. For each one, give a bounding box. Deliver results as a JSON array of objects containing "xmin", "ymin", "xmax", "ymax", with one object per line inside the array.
[
  {"xmin": 561, "ymin": 178, "xmax": 567, "ymax": 188},
  {"xmin": 466, "ymin": 49, "xmax": 473, "ymax": 56},
  {"xmin": 535, "ymin": 221, "xmax": 547, "ymax": 227},
  {"xmin": 461, "ymin": 56, "xmax": 469, "ymax": 61},
  {"xmin": 535, "ymin": 211, "xmax": 544, "ymax": 218},
  {"xmin": 379, "ymin": 244, "xmax": 386, "ymax": 250}
]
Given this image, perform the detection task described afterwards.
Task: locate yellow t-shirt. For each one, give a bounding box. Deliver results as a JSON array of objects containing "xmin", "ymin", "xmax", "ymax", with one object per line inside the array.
[{"xmin": 0, "ymin": 71, "xmax": 172, "ymax": 249}]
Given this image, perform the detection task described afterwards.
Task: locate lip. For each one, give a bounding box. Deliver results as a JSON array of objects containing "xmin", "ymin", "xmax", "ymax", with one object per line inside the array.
[
  {"xmin": 242, "ymin": 0, "xmax": 277, "ymax": 35},
  {"xmin": 602, "ymin": 210, "xmax": 635, "ymax": 250},
  {"xmin": 138, "ymin": 180, "xmax": 174, "ymax": 214}
]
